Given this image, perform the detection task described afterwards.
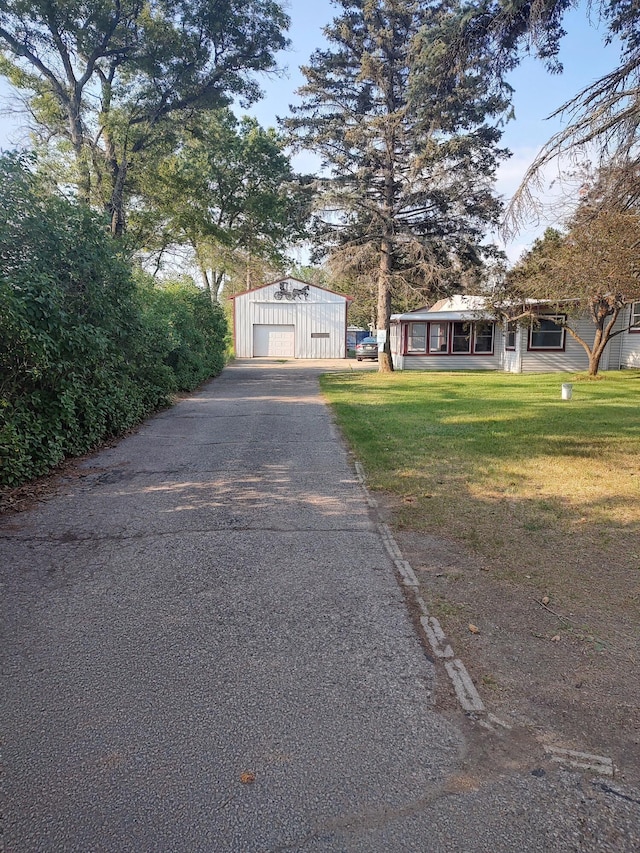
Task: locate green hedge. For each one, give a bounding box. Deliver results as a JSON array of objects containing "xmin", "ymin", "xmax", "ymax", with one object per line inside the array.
[{"xmin": 0, "ymin": 153, "xmax": 227, "ymax": 487}]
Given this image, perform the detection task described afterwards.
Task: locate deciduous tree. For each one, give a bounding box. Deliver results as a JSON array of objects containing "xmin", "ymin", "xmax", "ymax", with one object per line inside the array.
[
  {"xmin": 455, "ymin": 1, "xmax": 640, "ymax": 226},
  {"xmin": 0, "ymin": 0, "xmax": 289, "ymax": 235},
  {"xmin": 498, "ymin": 202, "xmax": 640, "ymax": 376},
  {"xmin": 133, "ymin": 111, "xmax": 312, "ymax": 298}
]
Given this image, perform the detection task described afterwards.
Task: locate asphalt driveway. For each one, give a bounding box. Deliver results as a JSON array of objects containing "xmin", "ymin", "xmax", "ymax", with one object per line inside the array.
[{"xmin": 1, "ymin": 359, "xmax": 638, "ymax": 851}]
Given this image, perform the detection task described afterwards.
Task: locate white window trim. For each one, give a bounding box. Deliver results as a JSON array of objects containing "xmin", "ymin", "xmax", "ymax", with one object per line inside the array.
[
  {"xmin": 407, "ymin": 322, "xmax": 427, "ymax": 353},
  {"xmin": 451, "ymin": 321, "xmax": 472, "ymax": 353},
  {"xmin": 528, "ymin": 315, "xmax": 566, "ymax": 351},
  {"xmin": 473, "ymin": 322, "xmax": 495, "ymax": 354},
  {"xmin": 428, "ymin": 321, "xmax": 449, "ymax": 354}
]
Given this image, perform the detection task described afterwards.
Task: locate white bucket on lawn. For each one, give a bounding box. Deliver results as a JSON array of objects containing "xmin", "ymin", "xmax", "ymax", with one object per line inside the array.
[{"xmin": 561, "ymin": 383, "xmax": 573, "ymax": 400}]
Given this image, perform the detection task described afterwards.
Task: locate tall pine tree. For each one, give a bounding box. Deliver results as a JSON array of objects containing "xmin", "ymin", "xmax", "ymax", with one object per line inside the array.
[{"xmin": 287, "ymin": 0, "xmax": 509, "ymax": 370}]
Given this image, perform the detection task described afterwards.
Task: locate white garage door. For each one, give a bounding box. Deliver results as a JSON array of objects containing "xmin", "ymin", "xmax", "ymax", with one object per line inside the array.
[{"xmin": 253, "ymin": 324, "xmax": 295, "ymax": 357}]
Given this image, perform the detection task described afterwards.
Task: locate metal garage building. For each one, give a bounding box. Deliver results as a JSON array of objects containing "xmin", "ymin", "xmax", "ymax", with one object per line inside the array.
[{"xmin": 231, "ymin": 278, "xmax": 351, "ymax": 359}]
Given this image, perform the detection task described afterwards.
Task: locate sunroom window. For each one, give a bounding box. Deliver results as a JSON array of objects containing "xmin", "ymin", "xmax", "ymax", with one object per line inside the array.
[
  {"xmin": 631, "ymin": 302, "xmax": 640, "ymax": 331},
  {"xmin": 452, "ymin": 322, "xmax": 471, "ymax": 353},
  {"xmin": 407, "ymin": 322, "xmax": 427, "ymax": 352},
  {"xmin": 474, "ymin": 322, "xmax": 494, "ymax": 353},
  {"xmin": 429, "ymin": 322, "xmax": 448, "ymax": 353},
  {"xmin": 505, "ymin": 321, "xmax": 517, "ymax": 350}
]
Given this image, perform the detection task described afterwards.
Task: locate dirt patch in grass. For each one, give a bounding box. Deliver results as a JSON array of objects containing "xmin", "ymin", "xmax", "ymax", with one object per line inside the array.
[{"xmin": 379, "ymin": 492, "xmax": 640, "ymax": 786}]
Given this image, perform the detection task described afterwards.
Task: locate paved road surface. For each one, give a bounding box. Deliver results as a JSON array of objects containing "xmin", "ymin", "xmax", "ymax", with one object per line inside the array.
[{"xmin": 2, "ymin": 360, "xmax": 639, "ymax": 851}]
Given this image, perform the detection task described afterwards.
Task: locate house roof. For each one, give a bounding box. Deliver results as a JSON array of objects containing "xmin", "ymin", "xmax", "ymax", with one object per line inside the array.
[
  {"xmin": 401, "ymin": 304, "xmax": 431, "ymax": 314},
  {"xmin": 391, "ymin": 295, "xmax": 491, "ymax": 323}
]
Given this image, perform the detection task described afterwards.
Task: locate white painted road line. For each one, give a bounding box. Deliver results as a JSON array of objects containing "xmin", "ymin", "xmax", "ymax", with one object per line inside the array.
[
  {"xmin": 487, "ymin": 713, "xmax": 513, "ymax": 730},
  {"xmin": 544, "ymin": 746, "xmax": 614, "ymax": 776},
  {"xmin": 420, "ymin": 615, "xmax": 454, "ymax": 658},
  {"xmin": 444, "ymin": 659, "xmax": 486, "ymax": 713},
  {"xmin": 415, "ymin": 596, "xmax": 430, "ymax": 617},
  {"xmin": 378, "ymin": 523, "xmax": 403, "ymax": 561},
  {"xmin": 394, "ymin": 558, "xmax": 419, "ymax": 588},
  {"xmin": 358, "ymin": 477, "xmax": 487, "ymax": 716},
  {"xmin": 356, "ymin": 458, "xmax": 619, "ymax": 778}
]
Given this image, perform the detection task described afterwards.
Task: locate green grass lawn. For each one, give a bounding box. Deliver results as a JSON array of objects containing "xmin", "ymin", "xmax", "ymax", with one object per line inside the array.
[{"xmin": 320, "ymin": 370, "xmax": 640, "ymax": 604}]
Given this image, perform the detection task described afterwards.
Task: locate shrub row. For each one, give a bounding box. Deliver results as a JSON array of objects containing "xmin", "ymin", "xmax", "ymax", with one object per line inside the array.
[{"xmin": 0, "ymin": 153, "xmax": 227, "ymax": 487}]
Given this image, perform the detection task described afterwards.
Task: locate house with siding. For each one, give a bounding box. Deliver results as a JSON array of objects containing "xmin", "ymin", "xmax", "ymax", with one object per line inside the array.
[{"xmin": 390, "ymin": 296, "xmax": 640, "ymax": 372}]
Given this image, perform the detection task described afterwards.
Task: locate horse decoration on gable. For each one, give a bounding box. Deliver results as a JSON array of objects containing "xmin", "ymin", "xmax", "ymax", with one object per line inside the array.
[{"xmin": 273, "ymin": 282, "xmax": 310, "ymax": 301}]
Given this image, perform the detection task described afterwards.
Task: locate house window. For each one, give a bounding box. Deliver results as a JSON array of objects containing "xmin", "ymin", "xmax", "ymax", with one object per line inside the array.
[
  {"xmin": 630, "ymin": 302, "xmax": 640, "ymax": 332},
  {"xmin": 429, "ymin": 322, "xmax": 448, "ymax": 353},
  {"xmin": 505, "ymin": 321, "xmax": 517, "ymax": 351},
  {"xmin": 529, "ymin": 315, "xmax": 566, "ymax": 350},
  {"xmin": 474, "ymin": 322, "xmax": 494, "ymax": 354},
  {"xmin": 452, "ymin": 321, "xmax": 471, "ymax": 353},
  {"xmin": 406, "ymin": 319, "xmax": 495, "ymax": 355},
  {"xmin": 407, "ymin": 322, "xmax": 427, "ymax": 352}
]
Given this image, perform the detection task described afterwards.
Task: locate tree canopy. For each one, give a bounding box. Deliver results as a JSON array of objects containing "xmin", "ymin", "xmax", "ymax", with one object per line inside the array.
[
  {"xmin": 132, "ymin": 110, "xmax": 312, "ymax": 298},
  {"xmin": 0, "ymin": 0, "xmax": 290, "ymax": 234},
  {"xmin": 455, "ymin": 1, "xmax": 640, "ymax": 227}
]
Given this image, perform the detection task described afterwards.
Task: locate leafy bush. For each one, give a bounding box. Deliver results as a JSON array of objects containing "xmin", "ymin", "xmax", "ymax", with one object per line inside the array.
[
  {"xmin": 136, "ymin": 276, "xmax": 227, "ymax": 391},
  {"xmin": 0, "ymin": 153, "xmax": 227, "ymax": 486}
]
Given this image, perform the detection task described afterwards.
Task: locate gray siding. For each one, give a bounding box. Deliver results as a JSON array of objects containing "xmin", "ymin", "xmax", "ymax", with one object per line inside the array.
[
  {"xmin": 399, "ymin": 354, "xmax": 501, "ymax": 370},
  {"xmin": 521, "ymin": 315, "xmax": 593, "ymax": 373},
  {"xmin": 621, "ymin": 335, "xmax": 640, "ymax": 367},
  {"xmin": 620, "ymin": 305, "xmax": 640, "ymax": 367},
  {"xmin": 606, "ymin": 319, "xmax": 624, "ymax": 370}
]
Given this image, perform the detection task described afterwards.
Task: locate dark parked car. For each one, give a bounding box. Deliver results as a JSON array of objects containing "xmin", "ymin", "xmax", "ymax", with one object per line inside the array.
[{"xmin": 355, "ymin": 336, "xmax": 378, "ymax": 361}]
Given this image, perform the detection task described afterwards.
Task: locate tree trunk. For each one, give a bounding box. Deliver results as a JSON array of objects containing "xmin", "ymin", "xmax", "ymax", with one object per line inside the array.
[
  {"xmin": 587, "ymin": 323, "xmax": 605, "ymax": 376},
  {"xmin": 109, "ymin": 159, "xmax": 128, "ymax": 238},
  {"xmin": 212, "ymin": 270, "xmax": 225, "ymax": 303},
  {"xmin": 566, "ymin": 306, "xmax": 621, "ymax": 377},
  {"xmin": 200, "ymin": 265, "xmax": 213, "ymax": 300},
  {"xmin": 377, "ymin": 236, "xmax": 394, "ymax": 372},
  {"xmin": 68, "ymin": 102, "xmax": 91, "ymax": 206},
  {"xmin": 588, "ymin": 351, "xmax": 603, "ymax": 376},
  {"xmin": 194, "ymin": 250, "xmax": 221, "ymax": 303},
  {"xmin": 587, "ymin": 328, "xmax": 612, "ymax": 376},
  {"xmin": 97, "ymin": 73, "xmax": 128, "ymax": 237}
]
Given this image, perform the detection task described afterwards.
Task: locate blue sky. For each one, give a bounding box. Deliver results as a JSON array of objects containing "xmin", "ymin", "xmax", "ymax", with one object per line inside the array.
[{"xmin": 0, "ymin": 1, "xmax": 621, "ymax": 262}]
